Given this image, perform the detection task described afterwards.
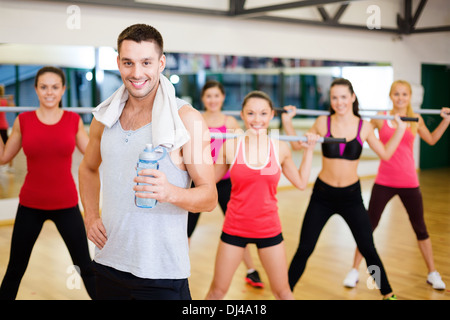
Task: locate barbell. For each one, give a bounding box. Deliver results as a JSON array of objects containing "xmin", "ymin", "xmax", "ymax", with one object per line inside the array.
[
  {"xmin": 358, "ymin": 108, "xmax": 448, "ymax": 115},
  {"xmin": 0, "ymin": 106, "xmax": 94, "ymax": 113},
  {"xmin": 210, "ymin": 132, "xmax": 345, "ymax": 144},
  {"xmin": 272, "ymin": 108, "xmax": 419, "ymax": 122},
  {"xmin": 1, "ymin": 106, "xmax": 447, "ymax": 121}
]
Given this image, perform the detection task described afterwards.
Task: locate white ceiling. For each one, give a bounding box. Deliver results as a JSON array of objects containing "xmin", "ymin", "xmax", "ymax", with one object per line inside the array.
[{"xmin": 50, "ymin": 0, "xmax": 450, "ymax": 34}]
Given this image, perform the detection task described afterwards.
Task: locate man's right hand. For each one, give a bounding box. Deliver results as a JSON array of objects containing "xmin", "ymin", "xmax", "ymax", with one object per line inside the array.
[{"xmin": 85, "ymin": 216, "xmax": 107, "ymax": 249}]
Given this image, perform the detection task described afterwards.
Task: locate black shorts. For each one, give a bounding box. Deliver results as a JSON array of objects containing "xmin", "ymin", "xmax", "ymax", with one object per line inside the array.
[
  {"xmin": 220, "ymin": 231, "xmax": 283, "ymax": 249},
  {"xmin": 92, "ymin": 261, "xmax": 191, "ymax": 300}
]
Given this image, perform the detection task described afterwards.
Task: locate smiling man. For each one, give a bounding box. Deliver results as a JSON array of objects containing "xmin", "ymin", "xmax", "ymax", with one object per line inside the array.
[{"xmin": 79, "ymin": 24, "xmax": 217, "ymax": 300}]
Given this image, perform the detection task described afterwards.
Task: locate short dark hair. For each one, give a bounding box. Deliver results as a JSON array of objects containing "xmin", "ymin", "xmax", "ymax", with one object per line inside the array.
[{"xmin": 117, "ymin": 24, "xmax": 164, "ymax": 56}]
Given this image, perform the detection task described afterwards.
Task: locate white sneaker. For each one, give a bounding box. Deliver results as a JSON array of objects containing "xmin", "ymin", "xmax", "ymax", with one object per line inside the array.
[
  {"xmin": 343, "ymin": 268, "xmax": 359, "ymax": 288},
  {"xmin": 427, "ymin": 271, "xmax": 446, "ymax": 290}
]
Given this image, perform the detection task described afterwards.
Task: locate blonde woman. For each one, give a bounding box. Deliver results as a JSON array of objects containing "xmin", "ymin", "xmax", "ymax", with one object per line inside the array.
[{"xmin": 343, "ymin": 80, "xmax": 450, "ymax": 290}]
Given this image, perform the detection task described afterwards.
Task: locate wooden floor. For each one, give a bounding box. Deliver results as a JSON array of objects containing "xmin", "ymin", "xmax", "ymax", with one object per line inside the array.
[{"xmin": 0, "ymin": 167, "xmax": 449, "ymax": 300}]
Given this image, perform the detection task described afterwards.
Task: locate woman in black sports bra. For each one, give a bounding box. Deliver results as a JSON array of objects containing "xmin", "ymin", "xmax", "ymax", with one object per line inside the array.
[{"xmin": 282, "ymin": 78, "xmax": 406, "ymax": 300}]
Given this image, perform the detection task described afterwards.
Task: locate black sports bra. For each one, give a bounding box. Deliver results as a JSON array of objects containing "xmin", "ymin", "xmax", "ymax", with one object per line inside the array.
[{"xmin": 322, "ymin": 116, "xmax": 363, "ymax": 161}]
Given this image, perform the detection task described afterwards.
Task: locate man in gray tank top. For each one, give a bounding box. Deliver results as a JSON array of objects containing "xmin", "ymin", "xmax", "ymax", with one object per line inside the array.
[{"xmin": 79, "ymin": 24, "xmax": 217, "ymax": 300}]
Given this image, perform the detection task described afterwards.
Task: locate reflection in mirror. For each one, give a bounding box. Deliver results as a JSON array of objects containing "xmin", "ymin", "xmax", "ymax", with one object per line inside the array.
[{"xmin": 0, "ymin": 44, "xmax": 392, "ymax": 217}]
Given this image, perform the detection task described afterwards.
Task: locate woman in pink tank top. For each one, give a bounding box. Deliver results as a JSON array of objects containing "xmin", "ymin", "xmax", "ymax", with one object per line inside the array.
[
  {"xmin": 205, "ymin": 91, "xmax": 319, "ymax": 300},
  {"xmin": 344, "ymin": 80, "xmax": 450, "ymax": 290}
]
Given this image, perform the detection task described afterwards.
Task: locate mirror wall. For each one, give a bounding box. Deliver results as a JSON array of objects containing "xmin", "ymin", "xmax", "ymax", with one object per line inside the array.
[{"xmin": 0, "ymin": 44, "xmax": 393, "ymax": 219}]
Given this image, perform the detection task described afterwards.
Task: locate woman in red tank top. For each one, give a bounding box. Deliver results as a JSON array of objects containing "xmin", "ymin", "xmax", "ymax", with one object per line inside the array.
[
  {"xmin": 187, "ymin": 81, "xmax": 265, "ymax": 288},
  {"xmin": 0, "ymin": 85, "xmax": 15, "ymax": 172},
  {"xmin": 0, "ymin": 67, "xmax": 95, "ymax": 299},
  {"xmin": 205, "ymin": 91, "xmax": 319, "ymax": 300}
]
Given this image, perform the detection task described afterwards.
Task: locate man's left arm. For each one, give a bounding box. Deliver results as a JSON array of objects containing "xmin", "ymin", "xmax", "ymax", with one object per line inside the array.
[{"xmin": 175, "ymin": 105, "xmax": 218, "ymax": 212}]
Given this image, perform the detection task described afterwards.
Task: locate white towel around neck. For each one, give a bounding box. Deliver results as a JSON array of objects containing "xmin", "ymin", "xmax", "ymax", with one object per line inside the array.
[{"xmin": 92, "ymin": 74, "xmax": 190, "ymax": 151}]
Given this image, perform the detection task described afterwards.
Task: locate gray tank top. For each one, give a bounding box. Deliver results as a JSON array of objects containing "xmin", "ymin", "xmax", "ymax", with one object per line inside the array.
[{"xmin": 94, "ymin": 100, "xmax": 191, "ymax": 279}]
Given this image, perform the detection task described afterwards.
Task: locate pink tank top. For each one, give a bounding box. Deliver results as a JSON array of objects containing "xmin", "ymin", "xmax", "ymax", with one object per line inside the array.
[
  {"xmin": 375, "ymin": 119, "xmax": 419, "ymax": 188},
  {"xmin": 209, "ymin": 123, "xmax": 230, "ymax": 180},
  {"xmin": 223, "ymin": 137, "xmax": 282, "ymax": 238}
]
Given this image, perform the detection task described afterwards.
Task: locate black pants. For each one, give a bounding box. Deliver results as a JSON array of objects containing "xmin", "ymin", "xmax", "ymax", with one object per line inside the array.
[
  {"xmin": 288, "ymin": 178, "xmax": 393, "ymax": 296},
  {"xmin": 369, "ymin": 184, "xmax": 428, "ymax": 240},
  {"xmin": 187, "ymin": 178, "xmax": 232, "ymax": 237},
  {"xmin": 0, "ymin": 204, "xmax": 96, "ymax": 300},
  {"xmin": 93, "ymin": 261, "xmax": 191, "ymax": 300},
  {"xmin": 0, "ymin": 129, "xmax": 8, "ymax": 144}
]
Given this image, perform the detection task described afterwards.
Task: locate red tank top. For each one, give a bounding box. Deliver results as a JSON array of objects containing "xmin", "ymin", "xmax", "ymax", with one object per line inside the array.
[
  {"xmin": 223, "ymin": 137, "xmax": 282, "ymax": 238},
  {"xmin": 19, "ymin": 111, "xmax": 80, "ymax": 210},
  {"xmin": 0, "ymin": 98, "xmax": 8, "ymax": 129}
]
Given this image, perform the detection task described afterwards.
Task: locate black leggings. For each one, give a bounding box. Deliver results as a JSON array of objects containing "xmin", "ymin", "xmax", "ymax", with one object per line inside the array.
[
  {"xmin": 187, "ymin": 178, "xmax": 232, "ymax": 237},
  {"xmin": 288, "ymin": 178, "xmax": 393, "ymax": 296},
  {"xmin": 368, "ymin": 184, "xmax": 428, "ymax": 240},
  {"xmin": 0, "ymin": 204, "xmax": 96, "ymax": 300}
]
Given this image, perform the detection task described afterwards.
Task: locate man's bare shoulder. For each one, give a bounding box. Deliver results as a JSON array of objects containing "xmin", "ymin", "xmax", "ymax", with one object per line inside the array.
[{"xmin": 89, "ymin": 117, "xmax": 106, "ymax": 137}]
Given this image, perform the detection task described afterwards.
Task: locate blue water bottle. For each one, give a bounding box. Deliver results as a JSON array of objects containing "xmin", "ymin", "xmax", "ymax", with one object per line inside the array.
[{"xmin": 135, "ymin": 144, "xmax": 167, "ymax": 208}]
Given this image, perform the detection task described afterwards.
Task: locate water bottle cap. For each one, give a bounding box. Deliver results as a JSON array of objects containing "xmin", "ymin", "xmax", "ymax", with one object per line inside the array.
[{"xmin": 139, "ymin": 144, "xmax": 167, "ymax": 161}]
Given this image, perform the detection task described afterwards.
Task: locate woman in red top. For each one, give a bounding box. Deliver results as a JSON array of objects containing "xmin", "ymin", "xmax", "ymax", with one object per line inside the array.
[
  {"xmin": 188, "ymin": 80, "xmax": 264, "ymax": 288},
  {"xmin": 205, "ymin": 91, "xmax": 319, "ymax": 300},
  {"xmin": 0, "ymin": 85, "xmax": 14, "ymax": 172},
  {"xmin": 0, "ymin": 85, "xmax": 11, "ymax": 142},
  {"xmin": 0, "ymin": 66, "xmax": 95, "ymax": 299}
]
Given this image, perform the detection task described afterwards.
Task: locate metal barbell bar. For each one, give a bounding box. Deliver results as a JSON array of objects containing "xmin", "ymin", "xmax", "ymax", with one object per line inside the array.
[
  {"xmin": 0, "ymin": 106, "xmax": 95, "ymax": 113},
  {"xmin": 359, "ymin": 108, "xmax": 448, "ymax": 115},
  {"xmin": 210, "ymin": 132, "xmax": 346, "ymax": 144},
  {"xmin": 1, "ymin": 107, "xmax": 446, "ymax": 119},
  {"xmin": 273, "ymin": 108, "xmax": 419, "ymax": 122},
  {"xmin": 200, "ymin": 108, "xmax": 419, "ymax": 121}
]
